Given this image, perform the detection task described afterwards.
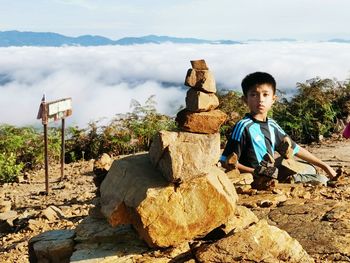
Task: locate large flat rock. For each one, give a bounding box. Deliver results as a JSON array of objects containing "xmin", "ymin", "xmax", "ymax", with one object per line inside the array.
[
  {"xmin": 266, "ymin": 199, "xmax": 350, "ymax": 262},
  {"xmin": 195, "ymin": 220, "xmax": 314, "ymax": 263}
]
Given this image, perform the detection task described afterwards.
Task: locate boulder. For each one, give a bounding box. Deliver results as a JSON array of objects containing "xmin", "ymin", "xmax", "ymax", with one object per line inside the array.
[
  {"xmin": 149, "ymin": 131, "xmax": 220, "ymax": 182},
  {"xmin": 195, "ymin": 220, "xmax": 314, "ymax": 263},
  {"xmin": 28, "ymin": 230, "xmax": 75, "ymax": 263},
  {"xmin": 100, "ymin": 154, "xmax": 238, "ymax": 248},
  {"xmin": 184, "ymin": 69, "xmax": 216, "ymax": 93},
  {"xmin": 176, "ymin": 109, "xmax": 227, "ymax": 134},
  {"xmin": 185, "ymin": 89, "xmax": 219, "ymax": 112}
]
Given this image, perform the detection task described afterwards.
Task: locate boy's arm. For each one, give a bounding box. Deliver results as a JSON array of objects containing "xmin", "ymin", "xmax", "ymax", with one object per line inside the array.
[
  {"xmin": 295, "ymin": 147, "xmax": 336, "ymax": 178},
  {"xmin": 237, "ymin": 163, "xmax": 255, "ymax": 174}
]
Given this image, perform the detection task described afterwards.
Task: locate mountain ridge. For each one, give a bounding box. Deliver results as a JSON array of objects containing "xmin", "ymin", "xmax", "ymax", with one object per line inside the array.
[
  {"xmin": 1, "ymin": 30, "xmax": 349, "ymax": 47},
  {"xmin": 0, "ymin": 30, "xmax": 242, "ymax": 47}
]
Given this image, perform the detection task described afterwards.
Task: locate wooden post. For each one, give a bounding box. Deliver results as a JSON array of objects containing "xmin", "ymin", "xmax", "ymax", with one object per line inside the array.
[
  {"xmin": 60, "ymin": 118, "xmax": 65, "ymax": 181},
  {"xmin": 44, "ymin": 122, "xmax": 49, "ymax": 194}
]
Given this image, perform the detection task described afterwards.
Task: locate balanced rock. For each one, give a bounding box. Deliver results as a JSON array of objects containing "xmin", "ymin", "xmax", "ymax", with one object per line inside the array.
[
  {"xmin": 185, "ymin": 89, "xmax": 219, "ymax": 112},
  {"xmin": 100, "ymin": 153, "xmax": 238, "ymax": 248},
  {"xmin": 176, "ymin": 109, "xmax": 227, "ymax": 134},
  {"xmin": 195, "ymin": 220, "xmax": 314, "ymax": 263},
  {"xmin": 184, "ymin": 69, "xmax": 216, "ymax": 93},
  {"xmin": 149, "ymin": 131, "xmax": 220, "ymax": 182},
  {"xmin": 190, "ymin": 59, "xmax": 208, "ymax": 70}
]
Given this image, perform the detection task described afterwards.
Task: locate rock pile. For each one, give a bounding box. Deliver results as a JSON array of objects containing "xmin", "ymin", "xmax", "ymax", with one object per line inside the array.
[
  {"xmin": 100, "ymin": 59, "xmax": 237, "ymax": 248},
  {"xmin": 176, "ymin": 59, "xmax": 227, "ymax": 134}
]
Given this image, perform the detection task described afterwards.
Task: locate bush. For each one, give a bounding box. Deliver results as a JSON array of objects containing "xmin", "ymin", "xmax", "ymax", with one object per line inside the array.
[
  {"xmin": 65, "ymin": 95, "xmax": 176, "ymax": 161},
  {"xmin": 0, "ymin": 152, "xmax": 24, "ymax": 183},
  {"xmin": 272, "ymin": 78, "xmax": 338, "ymax": 143},
  {"xmin": 0, "ymin": 125, "xmax": 61, "ymax": 182}
]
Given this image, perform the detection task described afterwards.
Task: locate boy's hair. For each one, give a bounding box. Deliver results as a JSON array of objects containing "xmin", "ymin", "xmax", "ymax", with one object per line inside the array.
[{"xmin": 241, "ymin": 72, "xmax": 276, "ymax": 96}]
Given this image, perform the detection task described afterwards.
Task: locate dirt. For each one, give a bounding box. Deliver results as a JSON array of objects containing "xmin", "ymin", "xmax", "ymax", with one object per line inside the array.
[
  {"xmin": 0, "ymin": 135, "xmax": 349, "ymax": 263},
  {"xmin": 0, "ymin": 160, "xmax": 96, "ymax": 263}
]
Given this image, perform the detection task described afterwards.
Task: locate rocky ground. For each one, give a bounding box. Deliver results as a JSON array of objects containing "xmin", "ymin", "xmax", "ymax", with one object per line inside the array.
[{"xmin": 1, "ymin": 135, "xmax": 350, "ymax": 263}]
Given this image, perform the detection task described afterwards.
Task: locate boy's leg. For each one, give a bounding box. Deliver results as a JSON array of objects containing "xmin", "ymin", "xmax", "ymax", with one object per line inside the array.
[{"xmin": 291, "ymin": 173, "xmax": 329, "ymax": 186}]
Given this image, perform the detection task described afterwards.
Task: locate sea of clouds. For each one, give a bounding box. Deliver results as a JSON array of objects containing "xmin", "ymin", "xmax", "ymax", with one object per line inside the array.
[{"xmin": 1, "ymin": 42, "xmax": 350, "ymax": 127}]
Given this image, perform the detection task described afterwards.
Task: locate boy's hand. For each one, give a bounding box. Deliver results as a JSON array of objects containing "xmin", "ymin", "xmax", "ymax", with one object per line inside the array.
[{"xmin": 323, "ymin": 163, "xmax": 337, "ymax": 179}]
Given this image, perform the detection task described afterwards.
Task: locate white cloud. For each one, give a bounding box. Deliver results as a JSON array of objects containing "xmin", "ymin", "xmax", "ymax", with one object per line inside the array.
[{"xmin": 0, "ymin": 42, "xmax": 350, "ymax": 127}]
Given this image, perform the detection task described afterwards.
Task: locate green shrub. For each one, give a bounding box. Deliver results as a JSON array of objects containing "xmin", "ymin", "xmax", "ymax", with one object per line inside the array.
[
  {"xmin": 0, "ymin": 152, "xmax": 24, "ymax": 183},
  {"xmin": 272, "ymin": 78, "xmax": 338, "ymax": 143},
  {"xmin": 65, "ymin": 95, "xmax": 176, "ymax": 161},
  {"xmin": 0, "ymin": 124, "xmax": 62, "ymax": 183}
]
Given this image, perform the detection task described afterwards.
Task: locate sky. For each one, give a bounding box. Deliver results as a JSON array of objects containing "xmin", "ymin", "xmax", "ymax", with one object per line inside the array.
[
  {"xmin": 1, "ymin": 1, "xmax": 350, "ymax": 127},
  {"xmin": 1, "ymin": 0, "xmax": 350, "ymax": 41},
  {"xmin": 1, "ymin": 42, "xmax": 350, "ymax": 127}
]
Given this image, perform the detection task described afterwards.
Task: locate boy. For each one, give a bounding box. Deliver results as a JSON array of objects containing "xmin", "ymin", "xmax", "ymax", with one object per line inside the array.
[{"xmin": 220, "ymin": 72, "xmax": 336, "ymax": 185}]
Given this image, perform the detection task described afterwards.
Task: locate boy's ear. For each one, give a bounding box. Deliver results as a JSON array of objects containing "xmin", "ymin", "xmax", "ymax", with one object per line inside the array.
[{"xmin": 241, "ymin": 95, "xmax": 247, "ymax": 104}]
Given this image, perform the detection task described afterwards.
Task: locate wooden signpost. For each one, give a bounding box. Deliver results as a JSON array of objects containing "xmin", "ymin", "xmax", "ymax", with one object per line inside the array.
[{"xmin": 37, "ymin": 96, "xmax": 72, "ymax": 194}]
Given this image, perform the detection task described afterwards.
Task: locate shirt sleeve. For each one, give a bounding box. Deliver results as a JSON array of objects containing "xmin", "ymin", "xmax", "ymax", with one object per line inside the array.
[{"xmin": 220, "ymin": 123, "xmax": 245, "ymax": 161}]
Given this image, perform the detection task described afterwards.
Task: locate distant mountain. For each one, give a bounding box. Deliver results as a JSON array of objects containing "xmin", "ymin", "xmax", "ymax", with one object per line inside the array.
[
  {"xmin": 327, "ymin": 38, "xmax": 350, "ymax": 43},
  {"xmin": 115, "ymin": 35, "xmax": 241, "ymax": 45},
  {"xmin": 246, "ymin": 38, "xmax": 297, "ymax": 42},
  {"xmin": 0, "ymin": 30, "xmax": 115, "ymax": 47},
  {"xmin": 0, "ymin": 30, "xmax": 242, "ymax": 47}
]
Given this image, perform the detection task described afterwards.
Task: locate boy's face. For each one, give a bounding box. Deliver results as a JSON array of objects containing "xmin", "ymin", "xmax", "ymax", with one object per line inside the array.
[{"xmin": 243, "ymin": 84, "xmax": 276, "ymax": 119}]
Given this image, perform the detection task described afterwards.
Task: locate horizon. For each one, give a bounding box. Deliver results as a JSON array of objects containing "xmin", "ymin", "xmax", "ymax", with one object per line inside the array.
[{"xmin": 2, "ymin": 29, "xmax": 350, "ymax": 43}]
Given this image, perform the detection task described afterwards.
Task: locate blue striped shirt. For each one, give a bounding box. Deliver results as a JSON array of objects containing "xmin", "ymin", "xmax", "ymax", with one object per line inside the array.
[{"xmin": 220, "ymin": 114, "xmax": 299, "ymax": 168}]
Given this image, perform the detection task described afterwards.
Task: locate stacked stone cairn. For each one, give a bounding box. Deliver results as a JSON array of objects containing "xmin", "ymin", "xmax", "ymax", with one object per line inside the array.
[
  {"xmin": 99, "ymin": 59, "xmax": 239, "ymax": 248},
  {"xmin": 176, "ymin": 59, "xmax": 227, "ymax": 135}
]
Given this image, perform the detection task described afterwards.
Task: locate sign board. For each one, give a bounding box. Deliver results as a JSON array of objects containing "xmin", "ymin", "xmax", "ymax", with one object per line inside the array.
[
  {"xmin": 37, "ymin": 98, "xmax": 72, "ymax": 124},
  {"xmin": 36, "ymin": 96, "xmax": 73, "ymax": 194}
]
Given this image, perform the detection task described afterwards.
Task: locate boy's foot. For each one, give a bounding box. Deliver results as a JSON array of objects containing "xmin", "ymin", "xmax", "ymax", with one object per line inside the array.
[{"xmin": 276, "ymin": 136, "xmax": 293, "ymax": 159}]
